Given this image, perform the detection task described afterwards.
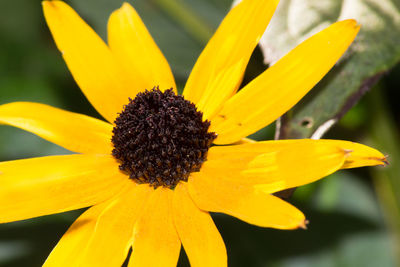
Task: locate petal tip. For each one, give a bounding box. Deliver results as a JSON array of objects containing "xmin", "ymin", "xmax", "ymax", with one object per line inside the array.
[
  {"xmin": 383, "ymin": 156, "xmax": 390, "ymax": 166},
  {"xmin": 363, "ymin": 148, "xmax": 389, "ymax": 167},
  {"xmin": 339, "ymin": 19, "xmax": 361, "ymax": 32},
  {"xmin": 117, "ymin": 2, "xmax": 134, "ymax": 15},
  {"xmin": 298, "ymin": 219, "xmax": 309, "ymax": 230},
  {"xmin": 42, "ymin": 1, "xmax": 51, "ymax": 9},
  {"xmin": 378, "ymin": 155, "xmax": 389, "ymax": 166},
  {"xmin": 121, "ymin": 2, "xmax": 132, "ymax": 9},
  {"xmin": 342, "ymin": 19, "xmax": 357, "ymax": 26},
  {"xmin": 42, "ymin": 0, "xmax": 62, "ymax": 8}
]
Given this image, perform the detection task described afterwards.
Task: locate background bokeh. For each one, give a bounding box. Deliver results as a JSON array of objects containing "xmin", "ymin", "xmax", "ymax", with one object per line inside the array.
[{"xmin": 0, "ymin": 0, "xmax": 399, "ymax": 266}]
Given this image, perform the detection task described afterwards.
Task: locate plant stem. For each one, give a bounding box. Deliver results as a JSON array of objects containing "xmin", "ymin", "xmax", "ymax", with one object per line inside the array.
[
  {"xmin": 153, "ymin": 0, "xmax": 213, "ymax": 45},
  {"xmin": 368, "ymin": 86, "xmax": 400, "ymax": 264}
]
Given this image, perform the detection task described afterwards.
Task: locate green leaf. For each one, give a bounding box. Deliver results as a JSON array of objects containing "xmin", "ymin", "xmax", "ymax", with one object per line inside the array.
[{"xmin": 259, "ymin": 0, "xmax": 400, "ymax": 138}]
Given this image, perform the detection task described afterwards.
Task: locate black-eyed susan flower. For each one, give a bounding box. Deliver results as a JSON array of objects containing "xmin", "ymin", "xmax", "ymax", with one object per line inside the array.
[{"xmin": 0, "ymin": 0, "xmax": 387, "ymax": 266}]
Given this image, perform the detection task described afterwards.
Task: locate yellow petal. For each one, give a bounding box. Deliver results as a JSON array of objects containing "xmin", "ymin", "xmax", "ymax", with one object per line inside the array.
[
  {"xmin": 42, "ymin": 1, "xmax": 134, "ymax": 123},
  {"xmin": 188, "ymin": 172, "xmax": 306, "ymax": 230},
  {"xmin": 245, "ymin": 145, "xmax": 347, "ymax": 193},
  {"xmin": 44, "ymin": 185, "xmax": 152, "ymax": 267},
  {"xmin": 108, "ymin": 3, "xmax": 176, "ymax": 93},
  {"xmin": 183, "ymin": 0, "xmax": 279, "ymax": 119},
  {"xmin": 0, "ymin": 102, "xmax": 113, "ymax": 154},
  {"xmin": 205, "ymin": 139, "xmax": 386, "ymax": 192},
  {"xmin": 267, "ymin": 139, "xmax": 387, "ymax": 169},
  {"xmin": 129, "ymin": 187, "xmax": 181, "ymax": 267},
  {"xmin": 173, "ymin": 183, "xmax": 227, "ymax": 267},
  {"xmin": 335, "ymin": 140, "xmax": 388, "ymax": 169},
  {"xmin": 202, "ymin": 144, "xmax": 345, "ymax": 193},
  {"xmin": 211, "ymin": 20, "xmax": 360, "ymax": 144},
  {"xmin": 44, "ymin": 200, "xmax": 110, "ymax": 267},
  {"xmin": 0, "ymin": 154, "xmax": 128, "ymax": 223},
  {"xmin": 236, "ymin": 137, "xmax": 256, "ymax": 144},
  {"xmin": 79, "ymin": 185, "xmax": 152, "ymax": 266}
]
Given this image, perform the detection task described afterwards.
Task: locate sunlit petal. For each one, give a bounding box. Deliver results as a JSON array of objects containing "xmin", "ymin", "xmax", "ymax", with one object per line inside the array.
[
  {"xmin": 0, "ymin": 102, "xmax": 112, "ymax": 154},
  {"xmin": 108, "ymin": 3, "xmax": 176, "ymax": 93},
  {"xmin": 183, "ymin": 0, "xmax": 279, "ymax": 118},
  {"xmin": 0, "ymin": 154, "xmax": 128, "ymax": 223},
  {"xmin": 173, "ymin": 183, "xmax": 227, "ymax": 267},
  {"xmin": 43, "ymin": 1, "xmax": 134, "ymax": 123},
  {"xmin": 44, "ymin": 199, "xmax": 110, "ymax": 267},
  {"xmin": 205, "ymin": 139, "xmax": 386, "ymax": 192},
  {"xmin": 188, "ymin": 172, "xmax": 306, "ymax": 230},
  {"xmin": 129, "ymin": 187, "xmax": 181, "ymax": 267},
  {"xmin": 79, "ymin": 185, "xmax": 152, "ymax": 267},
  {"xmin": 211, "ymin": 20, "xmax": 360, "ymax": 144}
]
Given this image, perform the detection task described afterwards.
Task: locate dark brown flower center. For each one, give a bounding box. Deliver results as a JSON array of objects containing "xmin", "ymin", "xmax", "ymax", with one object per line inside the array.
[{"xmin": 111, "ymin": 87, "xmax": 216, "ymax": 188}]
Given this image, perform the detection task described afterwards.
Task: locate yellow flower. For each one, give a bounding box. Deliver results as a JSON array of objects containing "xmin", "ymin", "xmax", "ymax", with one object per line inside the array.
[{"xmin": 0, "ymin": 0, "xmax": 386, "ymax": 266}]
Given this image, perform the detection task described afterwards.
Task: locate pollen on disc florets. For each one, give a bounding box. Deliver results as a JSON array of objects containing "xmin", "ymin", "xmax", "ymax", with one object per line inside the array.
[{"xmin": 111, "ymin": 87, "xmax": 217, "ymax": 188}]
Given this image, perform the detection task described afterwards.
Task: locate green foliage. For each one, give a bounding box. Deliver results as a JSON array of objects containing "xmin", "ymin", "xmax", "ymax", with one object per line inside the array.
[
  {"xmin": 261, "ymin": 0, "xmax": 400, "ymax": 138},
  {"xmin": 368, "ymin": 86, "xmax": 400, "ymax": 260}
]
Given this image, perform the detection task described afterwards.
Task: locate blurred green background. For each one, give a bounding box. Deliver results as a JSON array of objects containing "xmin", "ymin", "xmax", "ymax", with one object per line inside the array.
[{"xmin": 0, "ymin": 0, "xmax": 400, "ymax": 266}]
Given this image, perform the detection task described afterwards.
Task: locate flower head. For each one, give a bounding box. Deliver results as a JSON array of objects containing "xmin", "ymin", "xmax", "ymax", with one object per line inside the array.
[
  {"xmin": 112, "ymin": 87, "xmax": 216, "ymax": 188},
  {"xmin": 0, "ymin": 0, "xmax": 387, "ymax": 266}
]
